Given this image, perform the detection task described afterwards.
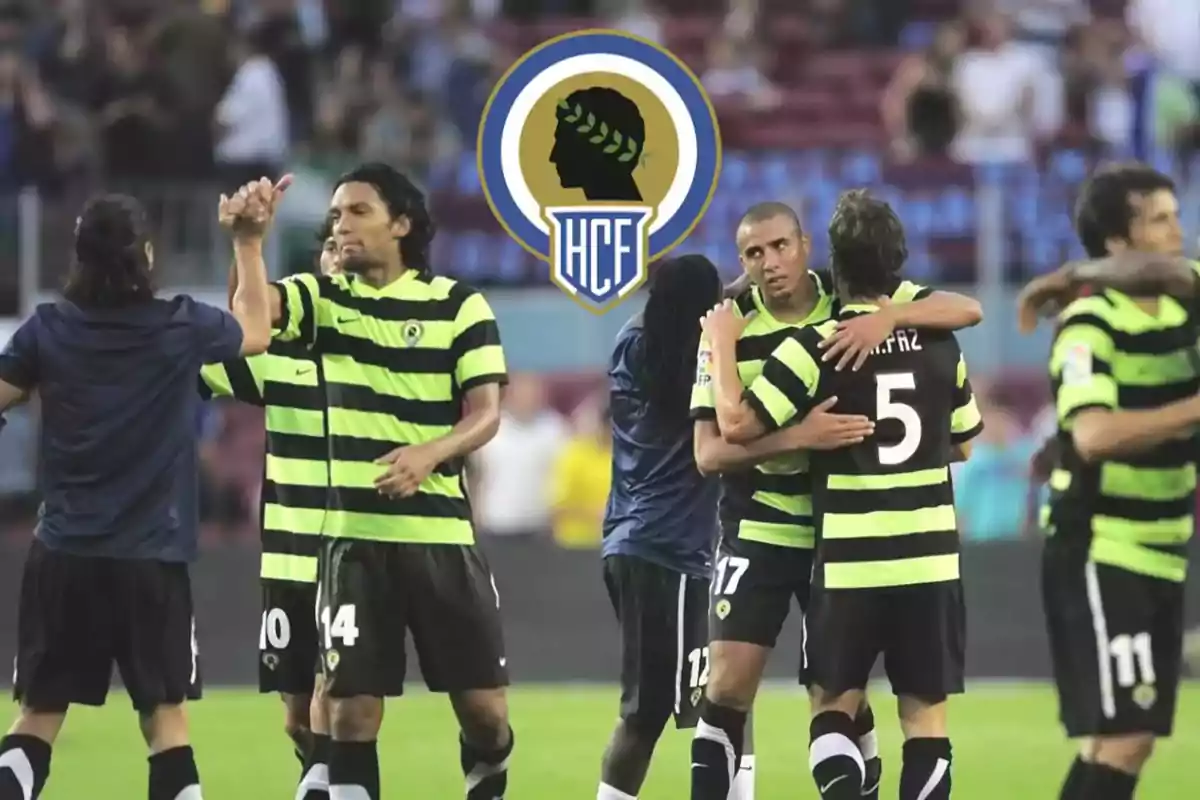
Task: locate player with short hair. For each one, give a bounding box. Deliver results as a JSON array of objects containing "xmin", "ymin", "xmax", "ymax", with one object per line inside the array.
[
  {"xmin": 199, "ymin": 221, "xmax": 341, "ymax": 800},
  {"xmin": 240, "ymin": 163, "xmax": 512, "ymax": 800},
  {"xmin": 688, "ymin": 200, "xmax": 982, "ymax": 800},
  {"xmin": 702, "ymin": 190, "xmax": 984, "ymax": 800},
  {"xmin": 1020, "ymin": 164, "xmax": 1200, "ymax": 800},
  {"xmin": 0, "ymin": 183, "xmax": 278, "ymax": 800}
]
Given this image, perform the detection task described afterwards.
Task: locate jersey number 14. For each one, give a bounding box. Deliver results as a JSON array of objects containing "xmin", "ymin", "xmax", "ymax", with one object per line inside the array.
[{"xmin": 876, "ymin": 372, "xmax": 922, "ymax": 465}]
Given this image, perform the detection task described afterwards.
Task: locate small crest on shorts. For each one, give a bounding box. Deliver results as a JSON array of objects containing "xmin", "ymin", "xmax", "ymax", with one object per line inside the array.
[
  {"xmin": 1061, "ymin": 343, "xmax": 1092, "ymax": 385},
  {"xmin": 262, "ymin": 653, "xmax": 280, "ymax": 671},
  {"xmin": 326, "ymin": 649, "xmax": 341, "ymax": 672},
  {"xmin": 690, "ymin": 687, "xmax": 702, "ymax": 707},
  {"xmin": 401, "ymin": 320, "xmax": 424, "ymax": 347},
  {"xmin": 715, "ymin": 598, "xmax": 731, "ymax": 620},
  {"xmin": 1132, "ymin": 683, "xmax": 1157, "ymax": 710}
]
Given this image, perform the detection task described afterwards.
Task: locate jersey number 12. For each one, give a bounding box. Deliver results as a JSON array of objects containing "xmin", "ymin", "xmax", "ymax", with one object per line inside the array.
[{"xmin": 876, "ymin": 372, "xmax": 922, "ymax": 465}]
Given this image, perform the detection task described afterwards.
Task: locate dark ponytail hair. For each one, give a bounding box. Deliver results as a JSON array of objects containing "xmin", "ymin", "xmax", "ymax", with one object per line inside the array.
[
  {"xmin": 641, "ymin": 254, "xmax": 723, "ymax": 428},
  {"xmin": 64, "ymin": 194, "xmax": 154, "ymax": 308},
  {"xmin": 335, "ymin": 162, "xmax": 436, "ymax": 276}
]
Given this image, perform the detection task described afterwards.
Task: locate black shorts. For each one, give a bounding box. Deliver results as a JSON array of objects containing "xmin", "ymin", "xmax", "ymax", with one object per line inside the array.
[
  {"xmin": 13, "ymin": 540, "xmax": 202, "ymax": 713},
  {"xmin": 708, "ymin": 534, "xmax": 813, "ymax": 679},
  {"xmin": 603, "ymin": 555, "xmax": 710, "ymax": 729},
  {"xmin": 316, "ymin": 538, "xmax": 509, "ymax": 698},
  {"xmin": 805, "ymin": 580, "xmax": 965, "ymax": 700},
  {"xmin": 259, "ymin": 579, "xmax": 320, "ymax": 696},
  {"xmin": 1043, "ymin": 540, "xmax": 1184, "ymax": 738}
]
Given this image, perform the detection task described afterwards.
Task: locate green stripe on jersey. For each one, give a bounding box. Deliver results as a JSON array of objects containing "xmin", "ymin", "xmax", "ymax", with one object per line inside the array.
[
  {"xmin": 273, "ymin": 270, "xmax": 507, "ymax": 544},
  {"xmin": 201, "ymin": 343, "xmax": 328, "ymax": 583},
  {"xmin": 1045, "ymin": 290, "xmax": 1198, "ymax": 582},
  {"xmin": 744, "ymin": 307, "xmax": 981, "ymax": 589},
  {"xmin": 688, "ymin": 277, "xmax": 930, "ymax": 549}
]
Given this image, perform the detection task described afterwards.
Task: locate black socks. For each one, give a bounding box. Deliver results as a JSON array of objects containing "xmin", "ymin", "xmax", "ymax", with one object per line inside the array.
[
  {"xmin": 297, "ymin": 733, "xmax": 331, "ymax": 800},
  {"xmin": 691, "ymin": 700, "xmax": 747, "ymax": 799},
  {"xmin": 148, "ymin": 745, "xmax": 203, "ymax": 800},
  {"xmin": 461, "ymin": 726, "xmax": 514, "ymax": 799},
  {"xmin": 328, "ymin": 740, "xmax": 379, "ymax": 800},
  {"xmin": 0, "ymin": 735, "xmax": 51, "ymax": 800},
  {"xmin": 1077, "ymin": 761, "xmax": 1138, "ymax": 800},
  {"xmin": 809, "ymin": 711, "xmax": 863, "ymax": 799},
  {"xmin": 899, "ymin": 738, "xmax": 951, "ymax": 800},
  {"xmin": 853, "ymin": 706, "xmax": 881, "ymax": 798}
]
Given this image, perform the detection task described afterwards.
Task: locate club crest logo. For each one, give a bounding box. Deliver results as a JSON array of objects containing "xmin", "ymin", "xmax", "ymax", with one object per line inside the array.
[{"xmin": 479, "ymin": 30, "xmax": 721, "ymax": 313}]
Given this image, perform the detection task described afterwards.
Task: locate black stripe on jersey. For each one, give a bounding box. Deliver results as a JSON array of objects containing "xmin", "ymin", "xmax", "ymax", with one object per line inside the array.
[
  {"xmin": 261, "ymin": 529, "xmax": 322, "ymax": 557},
  {"xmin": 263, "ymin": 381, "xmax": 325, "ymax": 411},
  {"xmin": 820, "ymin": 530, "xmax": 959, "ymax": 563},
  {"xmin": 270, "ymin": 432, "xmax": 329, "ymax": 461},
  {"xmin": 952, "ymin": 420, "xmax": 985, "ymax": 445},
  {"xmin": 1093, "ymin": 494, "xmax": 1195, "ymax": 522},
  {"xmin": 733, "ymin": 289, "xmax": 756, "ymax": 316},
  {"xmin": 451, "ymin": 319, "xmax": 501, "ymax": 358},
  {"xmin": 329, "ymin": 435, "xmax": 463, "ymax": 478},
  {"xmin": 321, "ymin": 280, "xmax": 464, "ymax": 322},
  {"xmin": 691, "ymin": 406, "xmax": 716, "ymax": 421},
  {"xmin": 1117, "ymin": 383, "xmax": 1198, "ymax": 409},
  {"xmin": 822, "ymin": 484, "xmax": 955, "ymax": 515},
  {"xmin": 225, "ymin": 360, "xmax": 263, "ymax": 406},
  {"xmin": 319, "ymin": 330, "xmax": 457, "ymax": 375},
  {"xmin": 299, "ymin": 279, "xmax": 317, "ymax": 347},
  {"xmin": 461, "ymin": 373, "xmax": 507, "ymax": 392},
  {"xmin": 327, "ymin": 381, "xmax": 460, "ymax": 426},
  {"xmin": 268, "ymin": 339, "xmax": 315, "ymax": 361},
  {"xmin": 262, "ymin": 481, "xmax": 325, "ymax": 509},
  {"xmin": 331, "ymin": 487, "xmax": 469, "ymax": 518},
  {"xmin": 1061, "ymin": 313, "xmax": 1197, "ymax": 355},
  {"xmin": 753, "ymin": 471, "xmax": 813, "ymax": 495},
  {"xmin": 736, "ymin": 329, "xmax": 794, "ymax": 362}
]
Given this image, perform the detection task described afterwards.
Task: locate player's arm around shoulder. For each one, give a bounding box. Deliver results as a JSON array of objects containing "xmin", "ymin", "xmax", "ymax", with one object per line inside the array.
[
  {"xmin": 726, "ymin": 324, "xmax": 822, "ymax": 443},
  {"xmin": 949, "ymin": 347, "xmax": 985, "ymax": 462},
  {"xmin": 0, "ymin": 314, "xmax": 41, "ymax": 412},
  {"xmin": 269, "ymin": 272, "xmax": 333, "ymax": 348}
]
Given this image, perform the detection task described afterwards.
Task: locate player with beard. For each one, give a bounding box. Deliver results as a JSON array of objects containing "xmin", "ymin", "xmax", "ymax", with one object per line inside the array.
[
  {"xmin": 689, "ymin": 201, "xmax": 983, "ymax": 800},
  {"xmin": 231, "ymin": 163, "xmax": 512, "ymax": 800},
  {"xmin": 201, "ymin": 221, "xmax": 342, "ymax": 800}
]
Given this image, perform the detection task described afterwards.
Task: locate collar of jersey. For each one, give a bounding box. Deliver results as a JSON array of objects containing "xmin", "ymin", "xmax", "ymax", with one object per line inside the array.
[
  {"xmin": 1102, "ymin": 288, "xmax": 1187, "ymax": 327},
  {"xmin": 348, "ymin": 269, "xmax": 419, "ymax": 298}
]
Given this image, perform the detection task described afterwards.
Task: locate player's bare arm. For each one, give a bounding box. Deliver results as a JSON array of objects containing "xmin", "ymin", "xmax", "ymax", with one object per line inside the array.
[
  {"xmin": 221, "ymin": 175, "xmax": 293, "ymax": 333},
  {"xmin": 819, "ymin": 290, "xmax": 983, "ymax": 371},
  {"xmin": 1018, "ymin": 254, "xmax": 1199, "ymax": 333},
  {"xmin": 701, "ymin": 300, "xmax": 764, "ymax": 443},
  {"xmin": 694, "ymin": 397, "xmax": 874, "ymax": 474},
  {"xmin": 374, "ymin": 382, "xmax": 502, "ymax": 498},
  {"xmin": 1071, "ymin": 401, "xmax": 1200, "ymax": 462}
]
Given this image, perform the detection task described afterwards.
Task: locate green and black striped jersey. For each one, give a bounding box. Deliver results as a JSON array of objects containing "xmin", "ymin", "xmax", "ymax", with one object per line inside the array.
[
  {"xmin": 744, "ymin": 304, "xmax": 983, "ymax": 589},
  {"xmin": 200, "ymin": 340, "xmax": 327, "ymax": 584},
  {"xmin": 690, "ymin": 272, "xmax": 931, "ymax": 549},
  {"xmin": 1044, "ymin": 289, "xmax": 1200, "ymax": 583},
  {"xmin": 273, "ymin": 270, "xmax": 507, "ymax": 544}
]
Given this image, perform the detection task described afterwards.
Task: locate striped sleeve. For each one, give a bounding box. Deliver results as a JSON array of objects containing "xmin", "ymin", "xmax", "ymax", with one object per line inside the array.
[
  {"xmin": 453, "ymin": 290, "xmax": 507, "ymax": 391},
  {"xmin": 951, "ymin": 354, "xmax": 984, "ymax": 443},
  {"xmin": 689, "ymin": 335, "xmax": 716, "ymax": 420},
  {"xmin": 1050, "ymin": 314, "xmax": 1117, "ymax": 424},
  {"xmin": 744, "ymin": 330, "xmax": 823, "ymax": 432},
  {"xmin": 272, "ymin": 273, "xmax": 323, "ymax": 348},
  {"xmin": 199, "ymin": 357, "xmax": 266, "ymax": 407},
  {"xmin": 892, "ymin": 280, "xmax": 932, "ymax": 302}
]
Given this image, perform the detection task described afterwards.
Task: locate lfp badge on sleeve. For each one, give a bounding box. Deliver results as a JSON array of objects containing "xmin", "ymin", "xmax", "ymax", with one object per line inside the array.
[{"xmin": 478, "ymin": 30, "xmax": 722, "ymax": 313}]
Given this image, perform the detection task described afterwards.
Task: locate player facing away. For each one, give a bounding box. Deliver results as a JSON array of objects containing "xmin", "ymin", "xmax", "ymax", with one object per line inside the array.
[
  {"xmin": 704, "ymin": 190, "xmax": 984, "ymax": 800},
  {"xmin": 238, "ymin": 162, "xmax": 513, "ymax": 800},
  {"xmin": 1033, "ymin": 164, "xmax": 1200, "ymax": 800},
  {"xmin": 688, "ymin": 201, "xmax": 982, "ymax": 800},
  {"xmin": 199, "ymin": 223, "xmax": 341, "ymax": 800},
  {"xmin": 0, "ymin": 188, "xmax": 277, "ymax": 800}
]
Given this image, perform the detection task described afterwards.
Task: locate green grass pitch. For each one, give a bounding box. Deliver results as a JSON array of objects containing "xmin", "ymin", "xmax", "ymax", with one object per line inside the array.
[{"xmin": 33, "ymin": 682, "xmax": 1200, "ymax": 798}]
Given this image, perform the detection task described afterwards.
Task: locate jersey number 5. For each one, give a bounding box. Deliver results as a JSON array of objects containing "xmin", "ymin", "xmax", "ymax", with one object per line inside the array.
[{"xmin": 876, "ymin": 372, "xmax": 922, "ymax": 465}]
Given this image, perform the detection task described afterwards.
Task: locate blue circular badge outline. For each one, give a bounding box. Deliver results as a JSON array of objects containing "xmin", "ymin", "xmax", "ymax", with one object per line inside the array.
[{"xmin": 478, "ymin": 30, "xmax": 721, "ymax": 262}]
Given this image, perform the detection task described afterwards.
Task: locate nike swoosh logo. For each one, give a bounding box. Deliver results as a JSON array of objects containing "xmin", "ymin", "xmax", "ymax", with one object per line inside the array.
[
  {"xmin": 820, "ymin": 775, "xmax": 847, "ymax": 794},
  {"xmin": 690, "ymin": 763, "xmax": 705, "ymax": 768},
  {"xmin": 337, "ymin": 317, "xmax": 359, "ymax": 324},
  {"xmin": 296, "ymin": 367, "xmax": 314, "ymax": 375}
]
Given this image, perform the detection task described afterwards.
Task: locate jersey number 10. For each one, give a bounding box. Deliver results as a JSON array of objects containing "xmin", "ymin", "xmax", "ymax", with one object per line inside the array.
[{"xmin": 876, "ymin": 372, "xmax": 922, "ymax": 465}]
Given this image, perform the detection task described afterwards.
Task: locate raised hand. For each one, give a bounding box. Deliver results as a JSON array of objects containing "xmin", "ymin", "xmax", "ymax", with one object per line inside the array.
[{"xmin": 218, "ymin": 175, "xmax": 294, "ymax": 240}]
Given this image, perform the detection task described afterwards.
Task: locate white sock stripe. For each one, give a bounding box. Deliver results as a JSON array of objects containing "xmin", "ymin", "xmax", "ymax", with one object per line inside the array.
[
  {"xmin": 0, "ymin": 749, "xmax": 35, "ymax": 800},
  {"xmin": 738, "ymin": 754, "xmax": 755, "ymax": 771},
  {"xmin": 465, "ymin": 757, "xmax": 509, "ymax": 790},
  {"xmin": 694, "ymin": 719, "xmax": 738, "ymax": 786},
  {"xmin": 597, "ymin": 782, "xmax": 637, "ymax": 799},
  {"xmin": 731, "ymin": 754, "xmax": 756, "ymax": 799},
  {"xmin": 295, "ymin": 764, "xmax": 330, "ymax": 800},
  {"xmin": 329, "ymin": 786, "xmax": 373, "ymax": 800},
  {"xmin": 809, "ymin": 732, "xmax": 865, "ymax": 784},
  {"xmin": 858, "ymin": 730, "xmax": 879, "ymax": 761},
  {"xmin": 173, "ymin": 786, "xmax": 204, "ymax": 800},
  {"xmin": 915, "ymin": 758, "xmax": 950, "ymax": 800}
]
